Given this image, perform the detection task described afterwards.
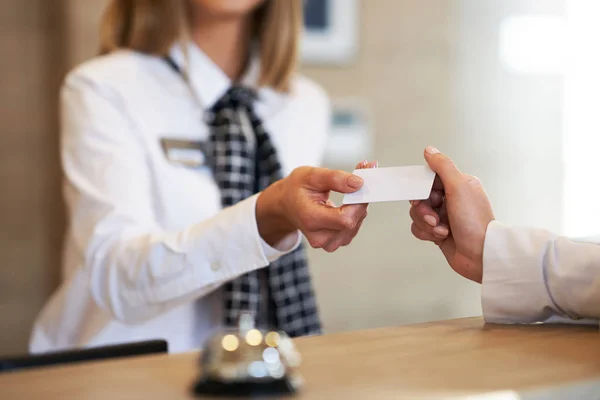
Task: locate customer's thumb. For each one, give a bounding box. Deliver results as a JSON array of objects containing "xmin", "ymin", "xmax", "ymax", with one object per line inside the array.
[{"xmin": 424, "ymin": 147, "xmax": 462, "ymax": 188}]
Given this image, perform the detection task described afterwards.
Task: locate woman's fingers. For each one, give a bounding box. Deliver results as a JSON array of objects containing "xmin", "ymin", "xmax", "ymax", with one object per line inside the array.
[
  {"xmin": 409, "ymin": 202, "xmax": 449, "ymax": 239},
  {"xmin": 429, "ymin": 189, "xmax": 445, "ymax": 209},
  {"xmin": 438, "ymin": 200, "xmax": 449, "ymax": 227},
  {"xmin": 309, "ymin": 205, "xmax": 368, "ymax": 252},
  {"xmin": 411, "ymin": 223, "xmax": 442, "ymax": 244},
  {"xmin": 300, "ymin": 167, "xmax": 364, "ymax": 194},
  {"xmin": 355, "ymin": 160, "xmax": 378, "ymax": 170},
  {"xmin": 302, "ymin": 161, "xmax": 378, "ymax": 251},
  {"xmin": 331, "ymin": 208, "xmax": 368, "ymax": 250}
]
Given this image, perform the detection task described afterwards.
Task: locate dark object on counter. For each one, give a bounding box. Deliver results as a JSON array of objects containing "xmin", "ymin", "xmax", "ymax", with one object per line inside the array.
[{"xmin": 0, "ymin": 339, "xmax": 168, "ymax": 373}]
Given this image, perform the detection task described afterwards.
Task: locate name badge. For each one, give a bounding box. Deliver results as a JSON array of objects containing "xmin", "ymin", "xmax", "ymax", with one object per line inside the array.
[{"xmin": 160, "ymin": 138, "xmax": 207, "ymax": 168}]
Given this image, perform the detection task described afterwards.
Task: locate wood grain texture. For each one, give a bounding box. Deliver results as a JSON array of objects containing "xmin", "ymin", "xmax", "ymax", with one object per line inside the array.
[{"xmin": 1, "ymin": 318, "xmax": 599, "ymax": 399}]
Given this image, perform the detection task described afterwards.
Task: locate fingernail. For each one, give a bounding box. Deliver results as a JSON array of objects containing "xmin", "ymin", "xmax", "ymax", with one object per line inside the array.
[
  {"xmin": 434, "ymin": 226, "xmax": 449, "ymax": 236},
  {"xmin": 411, "ymin": 200, "xmax": 421, "ymax": 206},
  {"xmin": 362, "ymin": 160, "xmax": 368, "ymax": 166},
  {"xmin": 424, "ymin": 215, "xmax": 437, "ymax": 227},
  {"xmin": 348, "ymin": 175, "xmax": 363, "ymax": 188},
  {"xmin": 426, "ymin": 146, "xmax": 440, "ymax": 155}
]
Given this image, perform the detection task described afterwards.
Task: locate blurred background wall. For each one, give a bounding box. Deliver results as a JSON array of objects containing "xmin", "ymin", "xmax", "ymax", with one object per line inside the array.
[
  {"xmin": 307, "ymin": 0, "xmax": 564, "ymax": 333},
  {"xmin": 0, "ymin": 0, "xmax": 566, "ymax": 354},
  {"xmin": 0, "ymin": 1, "xmax": 66, "ymax": 354}
]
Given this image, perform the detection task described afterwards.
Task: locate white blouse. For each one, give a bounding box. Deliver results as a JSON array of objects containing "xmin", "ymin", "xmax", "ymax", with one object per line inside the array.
[
  {"xmin": 30, "ymin": 43, "xmax": 330, "ymax": 353},
  {"xmin": 482, "ymin": 221, "xmax": 600, "ymax": 325}
]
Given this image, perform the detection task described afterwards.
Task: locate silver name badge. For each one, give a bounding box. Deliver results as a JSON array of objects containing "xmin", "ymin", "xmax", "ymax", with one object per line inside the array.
[{"xmin": 160, "ymin": 138, "xmax": 207, "ymax": 168}]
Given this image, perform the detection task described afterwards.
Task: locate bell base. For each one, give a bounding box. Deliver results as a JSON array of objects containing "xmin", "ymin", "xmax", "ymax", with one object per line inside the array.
[{"xmin": 192, "ymin": 377, "xmax": 297, "ymax": 397}]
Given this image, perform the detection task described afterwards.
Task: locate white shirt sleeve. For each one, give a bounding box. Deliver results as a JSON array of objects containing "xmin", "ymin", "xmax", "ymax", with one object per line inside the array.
[
  {"xmin": 481, "ymin": 220, "xmax": 600, "ymax": 325},
  {"xmin": 61, "ymin": 73, "xmax": 300, "ymax": 324},
  {"xmin": 260, "ymin": 233, "xmax": 303, "ymax": 263}
]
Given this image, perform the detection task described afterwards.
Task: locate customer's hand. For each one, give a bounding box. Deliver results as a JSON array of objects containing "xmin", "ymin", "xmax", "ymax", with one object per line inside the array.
[
  {"xmin": 257, "ymin": 161, "xmax": 376, "ymax": 252},
  {"xmin": 409, "ymin": 147, "xmax": 495, "ymax": 283}
]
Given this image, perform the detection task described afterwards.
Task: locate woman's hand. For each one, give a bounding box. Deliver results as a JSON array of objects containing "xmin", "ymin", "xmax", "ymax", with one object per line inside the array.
[
  {"xmin": 257, "ymin": 161, "xmax": 376, "ymax": 252},
  {"xmin": 409, "ymin": 147, "xmax": 494, "ymax": 283}
]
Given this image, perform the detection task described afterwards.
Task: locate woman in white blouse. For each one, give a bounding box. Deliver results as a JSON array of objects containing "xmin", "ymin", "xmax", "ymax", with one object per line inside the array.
[{"xmin": 31, "ymin": 0, "xmax": 372, "ymax": 353}]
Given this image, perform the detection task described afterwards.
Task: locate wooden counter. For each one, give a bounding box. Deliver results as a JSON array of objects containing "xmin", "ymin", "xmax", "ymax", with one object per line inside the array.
[{"xmin": 2, "ymin": 318, "xmax": 599, "ymax": 399}]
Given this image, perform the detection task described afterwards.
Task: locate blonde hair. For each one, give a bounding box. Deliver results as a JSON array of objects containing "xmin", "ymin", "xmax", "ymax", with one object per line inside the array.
[{"xmin": 99, "ymin": 0, "xmax": 302, "ymax": 91}]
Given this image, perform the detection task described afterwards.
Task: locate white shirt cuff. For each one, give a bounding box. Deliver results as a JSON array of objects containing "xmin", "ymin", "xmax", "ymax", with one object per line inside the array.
[
  {"xmin": 482, "ymin": 221, "xmax": 600, "ymax": 325},
  {"xmin": 481, "ymin": 221, "xmax": 576, "ymax": 324},
  {"xmin": 259, "ymin": 231, "xmax": 302, "ymax": 263},
  {"xmin": 482, "ymin": 221, "xmax": 561, "ymax": 324}
]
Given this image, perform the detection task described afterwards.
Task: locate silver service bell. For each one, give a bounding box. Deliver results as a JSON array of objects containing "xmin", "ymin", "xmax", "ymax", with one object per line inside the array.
[{"xmin": 192, "ymin": 313, "xmax": 304, "ymax": 397}]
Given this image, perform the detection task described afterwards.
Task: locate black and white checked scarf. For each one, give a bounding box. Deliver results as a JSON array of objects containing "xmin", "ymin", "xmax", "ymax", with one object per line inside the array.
[{"xmin": 205, "ymin": 86, "xmax": 322, "ymax": 338}]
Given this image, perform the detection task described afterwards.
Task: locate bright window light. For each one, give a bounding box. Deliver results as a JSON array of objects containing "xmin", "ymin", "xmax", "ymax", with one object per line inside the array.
[
  {"xmin": 499, "ymin": 15, "xmax": 567, "ymax": 75},
  {"xmin": 562, "ymin": 1, "xmax": 600, "ymax": 237},
  {"xmin": 499, "ymin": 4, "xmax": 600, "ymax": 237}
]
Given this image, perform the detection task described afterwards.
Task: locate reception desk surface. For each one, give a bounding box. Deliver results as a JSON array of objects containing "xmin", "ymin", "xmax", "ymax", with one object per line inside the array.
[{"xmin": 2, "ymin": 318, "xmax": 599, "ymax": 399}]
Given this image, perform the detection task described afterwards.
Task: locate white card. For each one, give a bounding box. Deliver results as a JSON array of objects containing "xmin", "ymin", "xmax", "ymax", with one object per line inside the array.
[{"xmin": 342, "ymin": 166, "xmax": 436, "ymax": 205}]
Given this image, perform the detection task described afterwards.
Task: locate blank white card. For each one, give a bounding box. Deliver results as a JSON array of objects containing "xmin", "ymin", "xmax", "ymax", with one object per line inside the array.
[{"xmin": 342, "ymin": 166, "xmax": 436, "ymax": 205}]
